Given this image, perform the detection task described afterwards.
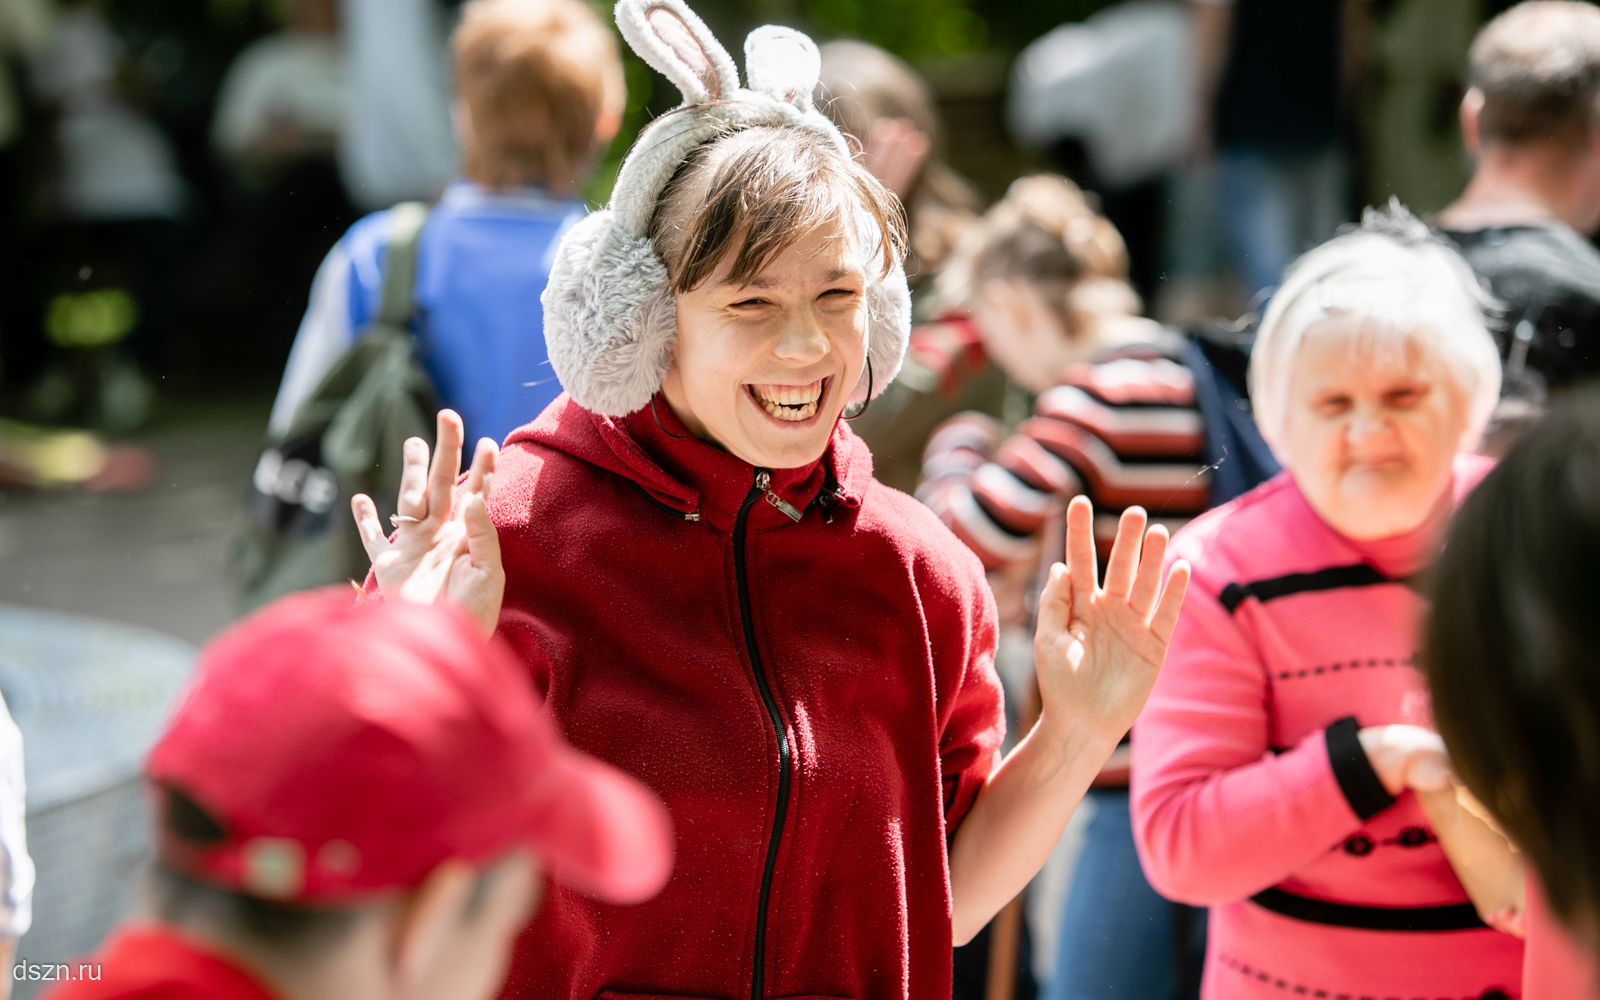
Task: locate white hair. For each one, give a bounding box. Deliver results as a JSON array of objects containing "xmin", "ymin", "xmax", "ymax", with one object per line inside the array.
[{"xmin": 1249, "ymin": 202, "xmax": 1503, "ymax": 458}]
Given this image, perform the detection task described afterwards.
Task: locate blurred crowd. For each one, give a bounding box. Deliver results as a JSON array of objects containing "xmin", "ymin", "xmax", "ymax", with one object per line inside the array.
[{"xmin": 3, "ymin": 0, "xmax": 1600, "ymax": 999}]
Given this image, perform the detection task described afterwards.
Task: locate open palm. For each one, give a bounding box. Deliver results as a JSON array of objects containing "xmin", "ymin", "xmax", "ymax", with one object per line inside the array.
[
  {"xmin": 1034, "ymin": 496, "xmax": 1191, "ymax": 737},
  {"xmin": 351, "ymin": 410, "xmax": 504, "ymax": 637}
]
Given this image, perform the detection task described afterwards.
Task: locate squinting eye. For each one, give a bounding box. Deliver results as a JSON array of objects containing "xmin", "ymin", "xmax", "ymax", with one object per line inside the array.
[{"xmin": 1315, "ymin": 396, "xmax": 1352, "ymax": 414}]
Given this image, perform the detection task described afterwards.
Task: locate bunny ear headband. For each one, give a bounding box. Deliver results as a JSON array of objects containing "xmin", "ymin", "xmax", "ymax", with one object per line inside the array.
[{"xmin": 540, "ymin": 0, "xmax": 912, "ymax": 417}]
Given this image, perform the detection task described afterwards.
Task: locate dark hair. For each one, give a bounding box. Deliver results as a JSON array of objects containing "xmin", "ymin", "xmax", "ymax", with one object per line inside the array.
[
  {"xmin": 151, "ymin": 786, "xmax": 359, "ymax": 958},
  {"xmin": 152, "ymin": 784, "xmax": 503, "ymax": 955},
  {"xmin": 1470, "ymin": 1, "xmax": 1600, "ymax": 150},
  {"xmin": 648, "ymin": 124, "xmax": 907, "ymax": 295},
  {"xmin": 1424, "ymin": 386, "xmax": 1600, "ymax": 944}
]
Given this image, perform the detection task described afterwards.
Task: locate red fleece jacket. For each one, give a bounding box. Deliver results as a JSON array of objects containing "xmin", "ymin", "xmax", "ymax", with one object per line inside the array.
[{"xmin": 488, "ymin": 394, "xmax": 1005, "ymax": 1000}]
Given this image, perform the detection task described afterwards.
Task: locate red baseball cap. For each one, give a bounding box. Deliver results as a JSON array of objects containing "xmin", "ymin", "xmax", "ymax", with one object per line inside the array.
[{"xmin": 146, "ymin": 589, "xmax": 673, "ymax": 905}]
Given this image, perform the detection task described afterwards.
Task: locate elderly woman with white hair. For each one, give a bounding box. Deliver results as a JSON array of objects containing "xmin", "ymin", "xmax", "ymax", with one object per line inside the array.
[{"xmin": 1129, "ymin": 206, "xmax": 1526, "ymax": 998}]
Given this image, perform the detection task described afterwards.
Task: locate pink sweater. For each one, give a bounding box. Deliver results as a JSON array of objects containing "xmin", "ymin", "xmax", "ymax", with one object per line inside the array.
[{"xmin": 1131, "ymin": 459, "xmax": 1524, "ymax": 999}]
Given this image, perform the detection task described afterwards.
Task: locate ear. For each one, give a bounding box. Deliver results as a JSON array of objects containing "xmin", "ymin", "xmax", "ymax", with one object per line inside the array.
[
  {"xmin": 1461, "ymin": 87, "xmax": 1484, "ymax": 159},
  {"xmin": 392, "ymin": 859, "xmax": 475, "ymax": 986},
  {"xmin": 615, "ymin": 0, "xmax": 739, "ymax": 107},
  {"xmin": 744, "ymin": 25, "xmax": 821, "ymax": 112}
]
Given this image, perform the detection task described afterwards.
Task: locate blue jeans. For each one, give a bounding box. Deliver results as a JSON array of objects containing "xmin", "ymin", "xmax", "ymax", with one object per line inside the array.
[
  {"xmin": 1214, "ymin": 147, "xmax": 1346, "ymax": 299},
  {"xmin": 1045, "ymin": 789, "xmax": 1204, "ymax": 1000}
]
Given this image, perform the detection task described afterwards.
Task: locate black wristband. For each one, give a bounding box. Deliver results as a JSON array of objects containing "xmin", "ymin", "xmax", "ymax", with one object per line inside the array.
[{"xmin": 1325, "ymin": 716, "xmax": 1396, "ymax": 821}]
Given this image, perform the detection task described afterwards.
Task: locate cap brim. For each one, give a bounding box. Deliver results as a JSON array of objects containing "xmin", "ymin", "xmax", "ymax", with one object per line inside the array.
[{"xmin": 522, "ymin": 746, "xmax": 674, "ymax": 905}]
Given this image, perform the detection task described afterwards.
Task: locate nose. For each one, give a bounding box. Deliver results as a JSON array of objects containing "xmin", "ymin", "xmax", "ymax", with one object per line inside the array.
[
  {"xmin": 772, "ymin": 307, "xmax": 830, "ymax": 366},
  {"xmin": 1345, "ymin": 400, "xmax": 1392, "ymax": 448}
]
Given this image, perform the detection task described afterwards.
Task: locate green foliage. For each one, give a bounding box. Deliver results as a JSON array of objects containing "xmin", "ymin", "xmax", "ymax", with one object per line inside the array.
[
  {"xmin": 803, "ymin": 0, "xmax": 988, "ymax": 61},
  {"xmin": 802, "ymin": 0, "xmax": 1118, "ymax": 62}
]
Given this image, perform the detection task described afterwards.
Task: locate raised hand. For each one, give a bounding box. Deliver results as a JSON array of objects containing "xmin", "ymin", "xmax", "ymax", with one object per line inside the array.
[
  {"xmin": 351, "ymin": 410, "xmax": 504, "ymax": 637},
  {"xmin": 1034, "ymin": 496, "xmax": 1191, "ymax": 740}
]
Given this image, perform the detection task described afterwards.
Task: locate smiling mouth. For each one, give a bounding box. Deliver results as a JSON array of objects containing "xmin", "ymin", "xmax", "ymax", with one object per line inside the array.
[{"xmin": 747, "ymin": 378, "xmax": 825, "ymax": 422}]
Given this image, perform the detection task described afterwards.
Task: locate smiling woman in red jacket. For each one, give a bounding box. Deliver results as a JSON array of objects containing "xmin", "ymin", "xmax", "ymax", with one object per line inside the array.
[{"xmin": 346, "ymin": 2, "xmax": 1190, "ymax": 997}]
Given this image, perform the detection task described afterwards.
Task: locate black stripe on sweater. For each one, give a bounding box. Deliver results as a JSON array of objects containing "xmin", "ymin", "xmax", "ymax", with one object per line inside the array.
[
  {"xmin": 1220, "ymin": 564, "xmax": 1393, "ymax": 614},
  {"xmin": 1249, "ymin": 887, "xmax": 1488, "ymax": 931}
]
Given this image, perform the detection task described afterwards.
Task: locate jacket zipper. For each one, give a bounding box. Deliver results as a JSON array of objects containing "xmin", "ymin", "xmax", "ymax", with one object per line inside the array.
[{"xmin": 735, "ymin": 468, "xmax": 793, "ymax": 1000}]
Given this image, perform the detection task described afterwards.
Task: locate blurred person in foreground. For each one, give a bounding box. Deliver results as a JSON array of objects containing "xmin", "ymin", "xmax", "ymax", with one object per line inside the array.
[
  {"xmin": 268, "ymin": 0, "xmax": 624, "ymax": 451},
  {"xmin": 1130, "ymin": 207, "xmax": 1525, "ymax": 998},
  {"xmin": 43, "ymin": 590, "xmax": 672, "ymax": 1000},
  {"xmin": 0, "ymin": 690, "xmax": 31, "ymax": 996},
  {"xmin": 1425, "ymin": 390, "xmax": 1600, "ymax": 996},
  {"xmin": 918, "ymin": 174, "xmax": 1267, "ymax": 1000},
  {"xmin": 1190, "ymin": 0, "xmax": 1365, "ymax": 300},
  {"xmin": 815, "ymin": 39, "xmax": 982, "ymax": 289},
  {"xmin": 1438, "ymin": 2, "xmax": 1600, "ymax": 415}
]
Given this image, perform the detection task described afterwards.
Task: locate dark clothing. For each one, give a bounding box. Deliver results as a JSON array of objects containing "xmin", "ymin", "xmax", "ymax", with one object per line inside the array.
[
  {"xmin": 1443, "ymin": 223, "xmax": 1600, "ymax": 390},
  {"xmin": 1214, "ymin": 0, "xmax": 1344, "ymax": 153}
]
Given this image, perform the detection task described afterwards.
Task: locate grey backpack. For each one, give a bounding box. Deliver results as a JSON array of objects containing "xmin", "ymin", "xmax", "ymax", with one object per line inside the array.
[{"xmin": 230, "ymin": 203, "xmax": 438, "ymax": 611}]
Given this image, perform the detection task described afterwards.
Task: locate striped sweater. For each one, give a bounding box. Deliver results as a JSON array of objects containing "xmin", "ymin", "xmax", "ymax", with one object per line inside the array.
[{"xmin": 917, "ymin": 347, "xmax": 1213, "ymax": 571}]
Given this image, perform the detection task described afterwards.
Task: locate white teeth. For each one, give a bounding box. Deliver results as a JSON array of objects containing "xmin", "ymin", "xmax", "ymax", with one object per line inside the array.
[{"xmin": 749, "ymin": 381, "xmax": 823, "ymax": 422}]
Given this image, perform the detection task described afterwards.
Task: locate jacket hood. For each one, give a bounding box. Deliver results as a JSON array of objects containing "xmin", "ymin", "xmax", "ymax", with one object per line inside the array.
[{"xmin": 508, "ymin": 393, "xmax": 873, "ymax": 533}]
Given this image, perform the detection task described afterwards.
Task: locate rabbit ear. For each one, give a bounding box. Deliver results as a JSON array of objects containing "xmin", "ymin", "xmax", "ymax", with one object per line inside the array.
[
  {"xmin": 743, "ymin": 26, "xmax": 821, "ymax": 111},
  {"xmin": 616, "ymin": 0, "xmax": 740, "ymax": 106}
]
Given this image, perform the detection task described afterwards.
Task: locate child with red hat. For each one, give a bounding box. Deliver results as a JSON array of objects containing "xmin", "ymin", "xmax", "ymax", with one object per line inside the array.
[{"xmin": 43, "ymin": 590, "xmax": 672, "ymax": 1000}]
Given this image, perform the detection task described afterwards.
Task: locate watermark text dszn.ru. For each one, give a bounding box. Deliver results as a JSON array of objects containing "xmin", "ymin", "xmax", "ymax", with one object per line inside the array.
[{"xmin": 14, "ymin": 961, "xmax": 101, "ymax": 982}]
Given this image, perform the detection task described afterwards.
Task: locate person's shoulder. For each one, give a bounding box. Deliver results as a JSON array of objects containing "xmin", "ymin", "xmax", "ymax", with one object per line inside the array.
[
  {"xmin": 860, "ymin": 479, "xmax": 990, "ymax": 592},
  {"xmin": 1169, "ymin": 472, "xmax": 1315, "ymax": 586},
  {"xmin": 1450, "ymin": 224, "xmax": 1600, "ymax": 296}
]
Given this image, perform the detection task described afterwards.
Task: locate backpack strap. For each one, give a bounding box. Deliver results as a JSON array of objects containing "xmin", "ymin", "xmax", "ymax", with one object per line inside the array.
[{"xmin": 377, "ymin": 201, "xmax": 430, "ymax": 327}]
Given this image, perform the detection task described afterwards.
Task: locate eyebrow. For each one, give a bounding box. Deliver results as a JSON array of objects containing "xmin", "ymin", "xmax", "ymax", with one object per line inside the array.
[{"xmin": 727, "ymin": 265, "xmax": 862, "ymax": 290}]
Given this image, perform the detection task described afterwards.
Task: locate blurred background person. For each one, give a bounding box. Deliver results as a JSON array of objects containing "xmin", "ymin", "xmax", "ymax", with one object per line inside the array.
[
  {"xmin": 211, "ymin": 0, "xmax": 343, "ymax": 174},
  {"xmin": 1438, "ymin": 2, "xmax": 1600, "ymax": 420},
  {"xmin": 1006, "ymin": 2, "xmax": 1195, "ymax": 308},
  {"xmin": 207, "ymin": 0, "xmax": 354, "ymax": 378},
  {"xmin": 268, "ymin": 0, "xmax": 624, "ymax": 451},
  {"xmin": 1190, "ymin": 0, "xmax": 1367, "ymax": 301},
  {"xmin": 23, "ymin": 0, "xmax": 187, "ymax": 433},
  {"xmin": 338, "ymin": 0, "xmax": 456, "ymax": 211},
  {"xmin": 915, "ymin": 173, "xmax": 1281, "ymax": 1000},
  {"xmin": 1426, "ymin": 390, "xmax": 1600, "ymax": 997},
  {"xmin": 1131, "ymin": 208, "xmax": 1520, "ymax": 999},
  {"xmin": 852, "ymin": 175, "xmax": 1137, "ymax": 495},
  {"xmin": 816, "ymin": 38, "xmax": 982, "ymax": 290}
]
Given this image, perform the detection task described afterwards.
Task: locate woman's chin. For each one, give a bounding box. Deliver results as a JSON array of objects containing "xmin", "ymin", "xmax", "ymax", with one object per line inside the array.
[{"xmin": 1325, "ymin": 489, "xmax": 1437, "ymax": 540}]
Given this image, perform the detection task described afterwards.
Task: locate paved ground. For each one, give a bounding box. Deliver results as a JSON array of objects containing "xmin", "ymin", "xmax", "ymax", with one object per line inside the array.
[{"xmin": 0, "ymin": 392, "xmax": 273, "ymax": 646}]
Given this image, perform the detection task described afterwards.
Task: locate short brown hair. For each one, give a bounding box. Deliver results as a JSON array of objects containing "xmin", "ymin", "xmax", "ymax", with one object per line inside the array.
[
  {"xmin": 648, "ymin": 124, "xmax": 908, "ymax": 295},
  {"xmin": 1471, "ymin": 1, "xmax": 1600, "ymax": 149},
  {"xmin": 452, "ymin": 0, "xmax": 625, "ymax": 192},
  {"xmin": 935, "ymin": 173, "xmax": 1135, "ymax": 335}
]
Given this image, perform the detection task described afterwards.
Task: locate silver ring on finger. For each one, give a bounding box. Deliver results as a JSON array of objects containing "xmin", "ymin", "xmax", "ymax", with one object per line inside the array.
[{"xmin": 390, "ymin": 514, "xmax": 423, "ymax": 527}]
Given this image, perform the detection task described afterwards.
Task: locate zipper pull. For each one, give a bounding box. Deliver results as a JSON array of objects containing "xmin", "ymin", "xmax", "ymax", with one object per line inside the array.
[{"xmin": 755, "ymin": 469, "xmax": 803, "ymax": 522}]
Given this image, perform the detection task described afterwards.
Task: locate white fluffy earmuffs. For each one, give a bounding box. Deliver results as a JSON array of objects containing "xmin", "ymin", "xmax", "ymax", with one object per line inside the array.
[{"xmin": 541, "ymin": 0, "xmax": 913, "ymax": 417}]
